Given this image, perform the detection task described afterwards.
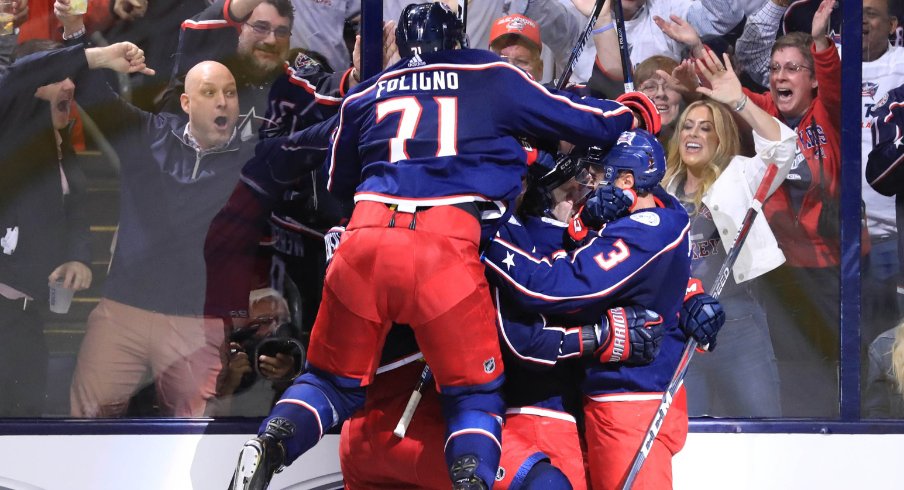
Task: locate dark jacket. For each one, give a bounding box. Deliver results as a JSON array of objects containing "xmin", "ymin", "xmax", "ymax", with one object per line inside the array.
[
  {"xmin": 71, "ymin": 46, "xmax": 254, "ymax": 316},
  {"xmin": 0, "ymin": 47, "xmax": 91, "ymax": 301}
]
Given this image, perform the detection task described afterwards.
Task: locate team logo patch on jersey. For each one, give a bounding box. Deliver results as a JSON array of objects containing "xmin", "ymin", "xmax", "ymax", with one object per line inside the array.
[
  {"xmin": 292, "ymin": 52, "xmax": 321, "ymax": 78},
  {"xmin": 630, "ymin": 211, "xmax": 660, "ymax": 227},
  {"xmin": 862, "ymin": 81, "xmax": 879, "ymax": 98},
  {"xmin": 483, "ymin": 358, "xmax": 496, "ymax": 374}
]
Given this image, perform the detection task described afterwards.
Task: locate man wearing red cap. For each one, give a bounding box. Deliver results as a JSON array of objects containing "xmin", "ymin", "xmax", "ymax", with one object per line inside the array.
[{"xmin": 489, "ymin": 14, "xmax": 544, "ymax": 81}]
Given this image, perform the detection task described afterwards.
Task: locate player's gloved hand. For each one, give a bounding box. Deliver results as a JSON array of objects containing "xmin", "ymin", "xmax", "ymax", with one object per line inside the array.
[
  {"xmin": 565, "ymin": 185, "xmax": 636, "ymax": 249},
  {"xmin": 324, "ymin": 225, "xmax": 345, "ymax": 266},
  {"xmin": 581, "ymin": 306, "xmax": 664, "ymax": 364},
  {"xmin": 680, "ymin": 278, "xmax": 725, "ymax": 351},
  {"xmin": 581, "ymin": 184, "xmax": 637, "ymax": 229},
  {"xmin": 616, "ymin": 91, "xmax": 662, "ymax": 135}
]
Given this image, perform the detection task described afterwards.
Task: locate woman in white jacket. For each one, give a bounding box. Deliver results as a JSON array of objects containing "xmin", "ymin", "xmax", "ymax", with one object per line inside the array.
[{"xmin": 663, "ymin": 50, "xmax": 797, "ymax": 417}]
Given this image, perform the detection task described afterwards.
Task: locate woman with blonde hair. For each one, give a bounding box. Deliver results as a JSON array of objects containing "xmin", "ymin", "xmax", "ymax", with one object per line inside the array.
[
  {"xmin": 864, "ymin": 322, "xmax": 904, "ymax": 418},
  {"xmin": 662, "ymin": 49, "xmax": 797, "ymax": 417}
]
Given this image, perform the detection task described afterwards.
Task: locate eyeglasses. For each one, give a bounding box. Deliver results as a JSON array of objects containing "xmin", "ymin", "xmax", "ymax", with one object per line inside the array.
[
  {"xmin": 639, "ymin": 80, "xmax": 672, "ymax": 95},
  {"xmin": 768, "ymin": 62, "xmax": 811, "ymax": 75},
  {"xmin": 245, "ymin": 22, "xmax": 291, "ymax": 39}
]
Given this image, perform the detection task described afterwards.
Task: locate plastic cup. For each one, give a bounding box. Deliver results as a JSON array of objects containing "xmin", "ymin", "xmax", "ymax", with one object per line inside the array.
[
  {"xmin": 48, "ymin": 280, "xmax": 75, "ymax": 314},
  {"xmin": 0, "ymin": 2, "xmax": 14, "ymax": 36},
  {"xmin": 69, "ymin": 0, "xmax": 88, "ymax": 16}
]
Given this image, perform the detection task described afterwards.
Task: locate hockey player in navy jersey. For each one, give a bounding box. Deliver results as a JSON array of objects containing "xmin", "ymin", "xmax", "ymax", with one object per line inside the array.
[
  {"xmin": 487, "ymin": 150, "xmax": 665, "ymax": 490},
  {"xmin": 336, "ymin": 150, "xmax": 670, "ymax": 490},
  {"xmin": 483, "ymin": 130, "xmax": 719, "ymax": 489},
  {"xmin": 227, "ymin": 1, "xmax": 657, "ymax": 488}
]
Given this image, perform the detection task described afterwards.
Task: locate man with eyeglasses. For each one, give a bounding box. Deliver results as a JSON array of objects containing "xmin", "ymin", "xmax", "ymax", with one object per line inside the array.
[{"xmin": 159, "ymin": 0, "xmax": 351, "ymax": 136}]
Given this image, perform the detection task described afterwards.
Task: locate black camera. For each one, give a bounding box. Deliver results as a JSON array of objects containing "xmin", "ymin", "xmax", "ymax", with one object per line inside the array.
[{"xmin": 229, "ymin": 318, "xmax": 306, "ymax": 389}]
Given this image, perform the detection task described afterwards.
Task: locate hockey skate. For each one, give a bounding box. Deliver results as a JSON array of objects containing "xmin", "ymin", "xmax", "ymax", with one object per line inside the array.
[
  {"xmin": 228, "ymin": 434, "xmax": 285, "ymax": 490},
  {"xmin": 450, "ymin": 455, "xmax": 488, "ymax": 490}
]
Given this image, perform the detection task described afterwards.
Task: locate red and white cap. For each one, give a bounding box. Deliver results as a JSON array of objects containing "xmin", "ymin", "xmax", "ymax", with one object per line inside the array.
[{"xmin": 489, "ymin": 14, "xmax": 542, "ymax": 53}]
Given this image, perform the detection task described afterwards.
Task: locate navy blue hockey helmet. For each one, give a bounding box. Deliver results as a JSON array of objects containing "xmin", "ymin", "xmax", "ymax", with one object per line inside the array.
[
  {"xmin": 395, "ymin": 2, "xmax": 467, "ymax": 58},
  {"xmin": 578, "ymin": 130, "xmax": 666, "ymax": 193}
]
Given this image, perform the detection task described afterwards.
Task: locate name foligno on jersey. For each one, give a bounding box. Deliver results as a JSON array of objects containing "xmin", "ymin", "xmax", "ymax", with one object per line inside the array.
[{"xmin": 376, "ymin": 70, "xmax": 460, "ymax": 99}]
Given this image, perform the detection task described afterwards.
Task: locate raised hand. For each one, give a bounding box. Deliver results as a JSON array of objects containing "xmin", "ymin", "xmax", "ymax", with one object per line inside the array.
[
  {"xmin": 53, "ymin": 0, "xmax": 84, "ymax": 35},
  {"xmin": 383, "ymin": 20, "xmax": 400, "ymax": 67},
  {"xmin": 654, "ymin": 60, "xmax": 699, "ymax": 100},
  {"xmin": 694, "ymin": 48, "xmax": 744, "ymax": 109},
  {"xmin": 86, "ymin": 42, "xmax": 156, "ymax": 76},
  {"xmin": 653, "ymin": 14, "xmax": 702, "ymax": 53},
  {"xmin": 811, "ymin": 0, "xmax": 834, "ymax": 50}
]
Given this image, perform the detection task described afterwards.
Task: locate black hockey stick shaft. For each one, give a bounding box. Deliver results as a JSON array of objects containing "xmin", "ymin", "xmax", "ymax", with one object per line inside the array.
[
  {"xmin": 612, "ymin": 0, "xmax": 633, "ymax": 92},
  {"xmin": 556, "ymin": 0, "xmax": 606, "ymax": 89},
  {"xmin": 460, "ymin": 0, "xmax": 467, "ymax": 39},
  {"xmin": 620, "ymin": 163, "xmax": 780, "ymax": 489},
  {"xmin": 393, "ymin": 363, "xmax": 433, "ymax": 438}
]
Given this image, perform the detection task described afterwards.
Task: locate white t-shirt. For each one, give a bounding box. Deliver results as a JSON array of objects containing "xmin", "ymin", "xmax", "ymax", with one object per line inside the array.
[
  {"xmin": 862, "ymin": 44, "xmax": 904, "ymax": 237},
  {"xmin": 624, "ymin": 0, "xmax": 693, "ymax": 64}
]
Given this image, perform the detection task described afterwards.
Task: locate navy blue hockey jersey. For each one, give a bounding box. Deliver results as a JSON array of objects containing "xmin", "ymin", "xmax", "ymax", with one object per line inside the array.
[
  {"xmin": 326, "ymin": 48, "xmax": 635, "ymax": 210},
  {"xmin": 492, "ymin": 215, "xmax": 584, "ymax": 415},
  {"xmin": 483, "ymin": 190, "xmax": 692, "ymax": 396}
]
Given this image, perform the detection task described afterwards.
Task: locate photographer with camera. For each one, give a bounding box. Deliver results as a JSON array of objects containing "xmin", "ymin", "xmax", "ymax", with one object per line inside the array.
[{"xmin": 208, "ymin": 289, "xmax": 306, "ymax": 416}]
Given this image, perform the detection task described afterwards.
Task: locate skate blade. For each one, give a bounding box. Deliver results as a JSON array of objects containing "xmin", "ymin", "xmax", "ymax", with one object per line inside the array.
[{"xmin": 229, "ymin": 442, "xmax": 265, "ymax": 490}]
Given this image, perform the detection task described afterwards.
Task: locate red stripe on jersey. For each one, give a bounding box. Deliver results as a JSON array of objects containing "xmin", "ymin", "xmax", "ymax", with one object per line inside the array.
[
  {"xmin": 181, "ymin": 19, "xmax": 231, "ymax": 30},
  {"xmin": 288, "ymin": 72, "xmax": 343, "ymax": 106},
  {"xmin": 488, "ymin": 220, "xmax": 691, "ymax": 303}
]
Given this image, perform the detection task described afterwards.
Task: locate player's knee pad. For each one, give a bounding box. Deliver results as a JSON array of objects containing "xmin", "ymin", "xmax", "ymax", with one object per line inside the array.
[
  {"xmin": 260, "ymin": 369, "xmax": 365, "ymax": 463},
  {"xmin": 440, "ymin": 380, "xmax": 506, "ymax": 487},
  {"xmin": 519, "ymin": 461, "xmax": 573, "ymax": 490}
]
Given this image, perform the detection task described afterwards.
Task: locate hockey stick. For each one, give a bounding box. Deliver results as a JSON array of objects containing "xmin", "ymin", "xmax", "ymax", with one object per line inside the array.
[
  {"xmin": 611, "ymin": 0, "xmax": 634, "ymax": 92},
  {"xmin": 393, "ymin": 364, "xmax": 433, "ymax": 438},
  {"xmin": 555, "ymin": 0, "xmax": 606, "ymax": 89},
  {"xmin": 620, "ymin": 163, "xmax": 780, "ymax": 489}
]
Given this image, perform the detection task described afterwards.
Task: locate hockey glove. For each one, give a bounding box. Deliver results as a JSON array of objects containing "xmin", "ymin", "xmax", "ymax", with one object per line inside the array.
[
  {"xmin": 581, "ymin": 306, "xmax": 664, "ymax": 364},
  {"xmin": 324, "ymin": 225, "xmax": 345, "ymax": 266},
  {"xmin": 565, "ymin": 185, "xmax": 636, "ymax": 249},
  {"xmin": 680, "ymin": 278, "xmax": 726, "ymax": 351},
  {"xmin": 616, "ymin": 91, "xmax": 662, "ymax": 136},
  {"xmin": 581, "ymin": 184, "xmax": 637, "ymax": 229}
]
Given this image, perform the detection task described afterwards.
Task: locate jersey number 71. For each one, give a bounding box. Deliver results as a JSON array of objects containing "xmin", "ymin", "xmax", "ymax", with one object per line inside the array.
[{"xmin": 376, "ymin": 96, "xmax": 459, "ymax": 162}]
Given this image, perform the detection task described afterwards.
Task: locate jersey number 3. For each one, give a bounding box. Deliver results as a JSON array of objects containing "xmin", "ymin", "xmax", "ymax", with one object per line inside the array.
[
  {"xmin": 593, "ymin": 239, "xmax": 630, "ymax": 271},
  {"xmin": 376, "ymin": 96, "xmax": 458, "ymax": 162}
]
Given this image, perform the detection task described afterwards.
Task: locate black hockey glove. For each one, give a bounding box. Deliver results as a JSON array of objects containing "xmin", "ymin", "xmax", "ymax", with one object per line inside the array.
[
  {"xmin": 680, "ymin": 278, "xmax": 726, "ymax": 351},
  {"xmin": 581, "ymin": 306, "xmax": 664, "ymax": 364}
]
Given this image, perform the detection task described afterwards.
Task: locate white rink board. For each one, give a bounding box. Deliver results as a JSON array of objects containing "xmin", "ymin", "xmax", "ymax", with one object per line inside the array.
[{"xmin": 0, "ymin": 432, "xmax": 901, "ymax": 489}]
